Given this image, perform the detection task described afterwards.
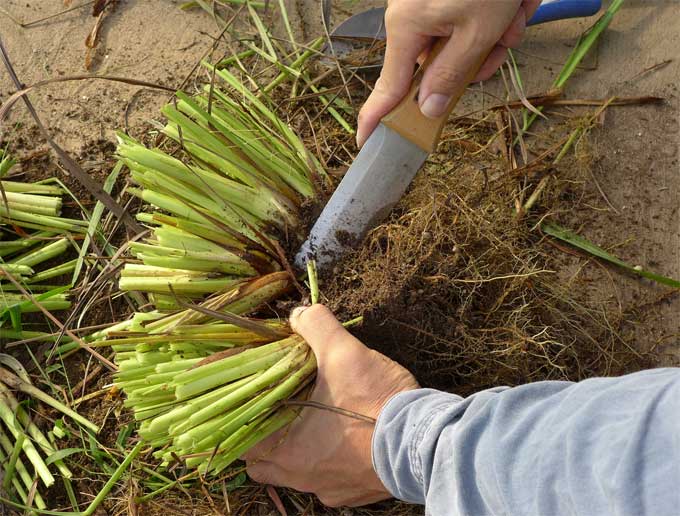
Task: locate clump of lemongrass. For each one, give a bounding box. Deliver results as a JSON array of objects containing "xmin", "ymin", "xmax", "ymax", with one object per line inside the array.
[
  {"xmin": 107, "ymin": 55, "xmax": 336, "ymax": 478},
  {"xmin": 102, "ymin": 271, "xmax": 312, "ymax": 474},
  {"xmin": 0, "ymin": 354, "xmax": 98, "ymax": 510},
  {"xmin": 0, "ymin": 153, "xmax": 88, "ymax": 236},
  {"xmin": 116, "ymin": 63, "xmax": 327, "ymax": 308}
]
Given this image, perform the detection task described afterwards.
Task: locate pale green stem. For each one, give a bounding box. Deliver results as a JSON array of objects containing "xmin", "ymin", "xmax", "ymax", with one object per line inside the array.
[{"xmin": 11, "ymin": 238, "xmax": 70, "ymax": 268}]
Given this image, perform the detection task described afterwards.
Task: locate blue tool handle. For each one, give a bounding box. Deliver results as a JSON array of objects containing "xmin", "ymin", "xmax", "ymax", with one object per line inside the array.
[{"xmin": 528, "ymin": 0, "xmax": 602, "ymax": 26}]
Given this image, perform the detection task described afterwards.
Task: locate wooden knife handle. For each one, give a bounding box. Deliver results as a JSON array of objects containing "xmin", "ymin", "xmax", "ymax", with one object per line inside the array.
[{"xmin": 381, "ymin": 39, "xmax": 490, "ymax": 153}]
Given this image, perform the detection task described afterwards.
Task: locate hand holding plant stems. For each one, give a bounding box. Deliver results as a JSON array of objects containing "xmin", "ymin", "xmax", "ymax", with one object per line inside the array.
[
  {"xmin": 244, "ymin": 304, "xmax": 419, "ymax": 507},
  {"xmin": 108, "ymin": 46, "xmax": 416, "ymax": 496},
  {"xmin": 108, "ymin": 270, "xmax": 317, "ymax": 477}
]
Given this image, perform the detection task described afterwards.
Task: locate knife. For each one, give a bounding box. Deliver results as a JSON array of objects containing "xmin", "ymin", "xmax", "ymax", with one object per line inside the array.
[{"xmin": 295, "ymin": 0, "xmax": 602, "ymax": 270}]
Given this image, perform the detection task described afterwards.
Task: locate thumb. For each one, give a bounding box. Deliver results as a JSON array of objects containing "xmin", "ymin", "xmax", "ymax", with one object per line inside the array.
[
  {"xmin": 418, "ymin": 31, "xmax": 493, "ymax": 119},
  {"xmin": 289, "ymin": 304, "xmax": 364, "ymax": 364}
]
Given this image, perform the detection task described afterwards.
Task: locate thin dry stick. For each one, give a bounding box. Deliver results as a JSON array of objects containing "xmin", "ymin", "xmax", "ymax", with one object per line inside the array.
[
  {"xmin": 6, "ymin": 322, "xmax": 117, "ymax": 348},
  {"xmin": 0, "ymin": 0, "xmax": 94, "ymax": 28},
  {"xmin": 0, "ymin": 75, "xmax": 174, "ymax": 120},
  {"xmin": 457, "ymin": 94, "xmax": 662, "ymax": 119},
  {"xmin": 282, "ymin": 400, "xmax": 376, "ymax": 424},
  {"xmin": 74, "ymin": 347, "xmax": 114, "ymax": 399},
  {"xmin": 271, "ymin": 240, "xmax": 306, "ymax": 297}
]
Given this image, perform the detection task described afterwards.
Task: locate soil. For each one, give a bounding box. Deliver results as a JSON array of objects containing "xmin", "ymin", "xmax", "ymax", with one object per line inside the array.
[{"xmin": 0, "ymin": 1, "xmax": 678, "ymax": 515}]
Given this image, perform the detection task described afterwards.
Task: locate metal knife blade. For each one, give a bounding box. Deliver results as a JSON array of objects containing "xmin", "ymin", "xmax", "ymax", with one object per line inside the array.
[{"xmin": 295, "ymin": 123, "xmax": 427, "ymax": 269}]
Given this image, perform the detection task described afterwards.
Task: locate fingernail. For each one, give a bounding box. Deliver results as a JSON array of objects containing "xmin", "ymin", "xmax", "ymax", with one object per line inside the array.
[
  {"xmin": 290, "ymin": 305, "xmax": 309, "ymax": 321},
  {"xmin": 355, "ymin": 130, "xmax": 365, "ymax": 149},
  {"xmin": 420, "ymin": 93, "xmax": 451, "ymax": 118}
]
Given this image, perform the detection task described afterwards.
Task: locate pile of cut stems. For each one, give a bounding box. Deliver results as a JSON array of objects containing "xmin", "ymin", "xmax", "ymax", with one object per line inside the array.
[
  {"xmin": 0, "ymin": 153, "xmax": 99, "ymax": 509},
  {"xmin": 0, "ymin": 152, "xmax": 88, "ymax": 322},
  {"xmin": 0, "ymin": 354, "xmax": 98, "ymax": 510},
  {"xmin": 105, "ymin": 271, "xmax": 313, "ymax": 474}
]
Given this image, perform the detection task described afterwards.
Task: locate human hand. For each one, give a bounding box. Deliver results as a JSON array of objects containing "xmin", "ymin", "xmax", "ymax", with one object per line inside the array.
[
  {"xmin": 243, "ymin": 304, "xmax": 420, "ymax": 507},
  {"xmin": 356, "ymin": 0, "xmax": 542, "ymax": 147}
]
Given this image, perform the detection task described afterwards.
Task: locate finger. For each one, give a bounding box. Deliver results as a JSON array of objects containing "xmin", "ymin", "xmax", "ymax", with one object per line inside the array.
[
  {"xmin": 417, "ymin": 29, "xmax": 494, "ymax": 119},
  {"xmin": 473, "ymin": 45, "xmax": 510, "ymax": 82},
  {"xmin": 499, "ymin": 6, "xmax": 527, "ymax": 49},
  {"xmin": 523, "ymin": 0, "xmax": 542, "ymax": 19},
  {"xmin": 356, "ymin": 18, "xmax": 429, "ymax": 147},
  {"xmin": 241, "ymin": 427, "xmax": 286, "ymax": 462},
  {"xmin": 290, "ymin": 304, "xmax": 364, "ymax": 364},
  {"xmin": 246, "ymin": 461, "xmax": 287, "ymax": 487}
]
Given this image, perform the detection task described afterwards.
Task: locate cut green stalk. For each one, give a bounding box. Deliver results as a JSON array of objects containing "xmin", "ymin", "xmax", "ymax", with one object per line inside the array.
[
  {"xmin": 0, "ymin": 180, "xmax": 62, "ymax": 195},
  {"xmin": 543, "ymin": 222, "xmax": 680, "ymax": 288},
  {"xmin": 208, "ymin": 405, "xmax": 301, "ymax": 475},
  {"xmin": 0, "ymin": 263, "xmax": 34, "ymax": 277},
  {"xmin": 0, "ymin": 328, "xmax": 64, "ymax": 343},
  {"xmin": 0, "ymin": 292, "xmax": 71, "ymax": 313},
  {"xmin": 0, "ymin": 205, "xmax": 87, "ymax": 233},
  {"xmin": 5, "ymin": 389, "xmax": 73, "ymax": 480},
  {"xmin": 26, "ymin": 259, "xmax": 77, "ymax": 284},
  {"xmin": 173, "ymin": 342, "xmax": 295, "ymax": 400},
  {"xmin": 3, "ymin": 431, "xmax": 24, "ymax": 492},
  {"xmin": 177, "ymin": 348, "xmax": 311, "ymax": 446},
  {"xmin": 145, "ymin": 374, "xmax": 256, "ymax": 437},
  {"xmin": 0, "ymin": 231, "xmax": 55, "ymax": 258},
  {"xmin": 0, "ymin": 366, "xmax": 99, "ymax": 433},
  {"xmin": 263, "ymin": 38, "xmax": 323, "ymax": 94},
  {"xmin": 519, "ymin": 0, "xmax": 625, "ymax": 137},
  {"xmin": 0, "ymin": 390, "xmax": 54, "ymax": 487},
  {"xmin": 0, "ymin": 429, "xmax": 47, "ymax": 509},
  {"xmin": 216, "ymin": 49, "xmax": 256, "ymax": 69},
  {"xmin": 119, "ymin": 275, "xmax": 240, "ymax": 295}
]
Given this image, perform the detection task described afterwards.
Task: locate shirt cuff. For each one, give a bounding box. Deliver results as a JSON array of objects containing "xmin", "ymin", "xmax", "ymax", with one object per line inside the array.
[{"xmin": 371, "ymin": 388, "xmax": 461, "ymax": 504}]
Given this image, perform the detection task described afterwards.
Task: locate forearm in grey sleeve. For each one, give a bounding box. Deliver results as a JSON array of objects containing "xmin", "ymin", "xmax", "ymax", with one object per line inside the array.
[{"xmin": 372, "ymin": 368, "xmax": 680, "ymax": 516}]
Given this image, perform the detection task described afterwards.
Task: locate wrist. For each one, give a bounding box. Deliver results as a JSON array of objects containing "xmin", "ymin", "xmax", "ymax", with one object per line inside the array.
[{"xmin": 371, "ymin": 389, "xmax": 457, "ymax": 504}]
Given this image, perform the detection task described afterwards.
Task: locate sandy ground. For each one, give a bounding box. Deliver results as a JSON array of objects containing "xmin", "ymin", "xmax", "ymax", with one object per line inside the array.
[
  {"xmin": 518, "ymin": 0, "xmax": 680, "ymax": 361},
  {"xmin": 0, "ymin": 0, "xmax": 678, "ymax": 512}
]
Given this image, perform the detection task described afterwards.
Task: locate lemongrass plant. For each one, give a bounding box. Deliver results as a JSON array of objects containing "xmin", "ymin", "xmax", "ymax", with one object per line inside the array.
[
  {"xmin": 116, "ymin": 63, "xmax": 327, "ymax": 307},
  {"xmin": 106, "ymin": 63, "xmax": 339, "ymax": 477},
  {"xmin": 0, "ymin": 155, "xmax": 95, "ymax": 507},
  {"xmin": 102, "ymin": 271, "xmax": 310, "ymax": 474}
]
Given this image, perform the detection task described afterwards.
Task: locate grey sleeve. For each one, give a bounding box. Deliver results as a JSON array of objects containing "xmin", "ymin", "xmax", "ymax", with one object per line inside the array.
[{"xmin": 372, "ymin": 368, "xmax": 680, "ymax": 516}]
